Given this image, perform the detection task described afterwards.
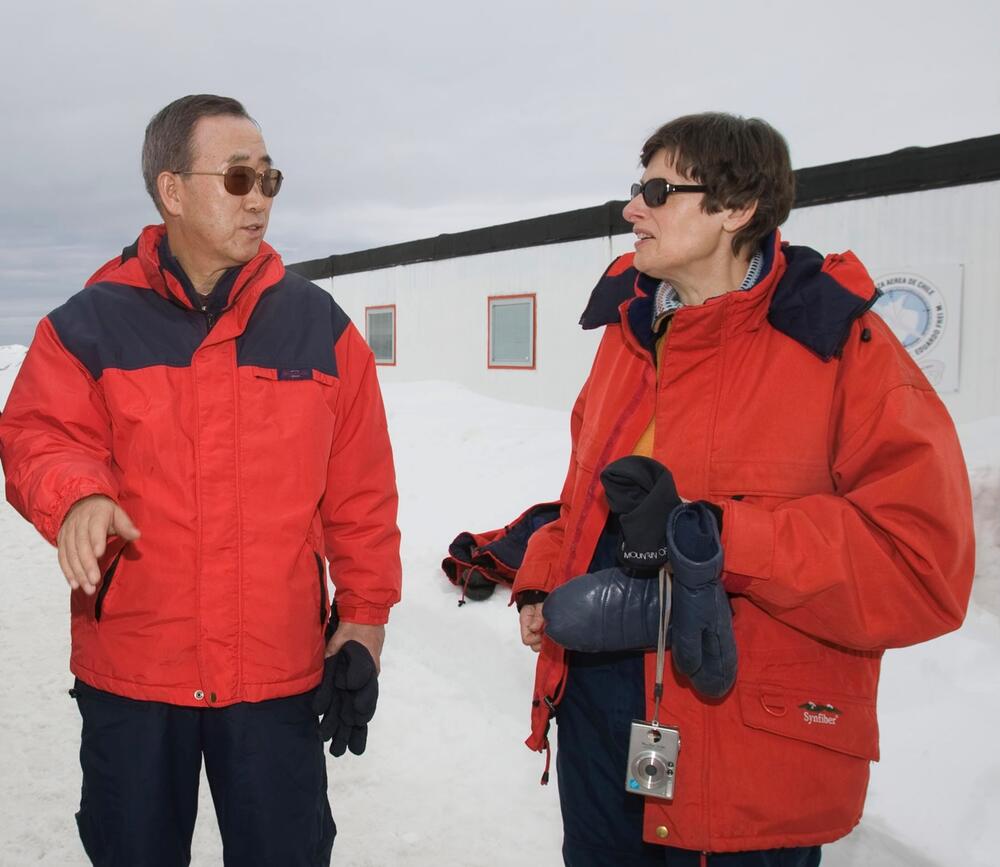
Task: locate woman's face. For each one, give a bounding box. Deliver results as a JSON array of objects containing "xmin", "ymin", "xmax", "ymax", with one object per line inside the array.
[{"xmin": 623, "ymin": 149, "xmax": 732, "ymax": 282}]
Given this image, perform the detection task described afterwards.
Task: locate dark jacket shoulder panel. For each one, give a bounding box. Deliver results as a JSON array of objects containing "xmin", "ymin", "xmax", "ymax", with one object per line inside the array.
[
  {"xmin": 48, "ymin": 281, "xmax": 204, "ymax": 380},
  {"xmin": 236, "ymin": 271, "xmax": 352, "ymax": 377}
]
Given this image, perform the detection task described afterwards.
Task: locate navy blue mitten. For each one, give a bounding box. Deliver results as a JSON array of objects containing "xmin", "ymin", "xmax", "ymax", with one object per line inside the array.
[
  {"xmin": 542, "ymin": 567, "xmax": 660, "ymax": 653},
  {"xmin": 666, "ymin": 502, "xmax": 736, "ymax": 698},
  {"xmin": 311, "ymin": 641, "xmax": 379, "ymax": 756}
]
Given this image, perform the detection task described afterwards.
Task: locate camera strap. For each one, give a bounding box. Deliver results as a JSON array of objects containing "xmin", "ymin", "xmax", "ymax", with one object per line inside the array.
[{"xmin": 650, "ymin": 565, "xmax": 672, "ymax": 727}]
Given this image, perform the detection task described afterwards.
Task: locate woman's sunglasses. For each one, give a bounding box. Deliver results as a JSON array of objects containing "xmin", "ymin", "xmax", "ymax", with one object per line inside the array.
[
  {"xmin": 630, "ymin": 178, "xmax": 706, "ymax": 208},
  {"xmin": 174, "ymin": 165, "xmax": 284, "ymax": 198}
]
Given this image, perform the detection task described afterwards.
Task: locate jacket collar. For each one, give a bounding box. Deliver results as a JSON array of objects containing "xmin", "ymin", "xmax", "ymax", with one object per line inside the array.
[
  {"xmin": 579, "ymin": 230, "xmax": 878, "ymax": 361},
  {"xmin": 87, "ymin": 224, "xmax": 285, "ymax": 344},
  {"xmin": 86, "ymin": 224, "xmax": 284, "ymax": 318},
  {"xmin": 157, "ymin": 235, "xmax": 242, "ymax": 313},
  {"xmin": 767, "ymin": 242, "xmax": 881, "ymax": 360}
]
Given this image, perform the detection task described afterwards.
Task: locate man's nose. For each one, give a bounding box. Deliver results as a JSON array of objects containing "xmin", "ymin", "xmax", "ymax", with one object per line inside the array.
[{"xmin": 244, "ymin": 176, "xmax": 268, "ymax": 210}]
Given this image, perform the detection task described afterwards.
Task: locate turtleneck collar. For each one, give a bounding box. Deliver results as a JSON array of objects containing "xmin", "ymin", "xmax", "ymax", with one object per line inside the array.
[
  {"xmin": 158, "ymin": 236, "xmax": 245, "ymax": 314},
  {"xmin": 651, "ymin": 246, "xmax": 765, "ymax": 333}
]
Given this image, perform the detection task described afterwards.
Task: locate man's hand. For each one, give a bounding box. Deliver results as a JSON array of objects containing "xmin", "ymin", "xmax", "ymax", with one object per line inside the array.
[
  {"xmin": 57, "ymin": 495, "xmax": 140, "ymax": 595},
  {"xmin": 519, "ymin": 603, "xmax": 544, "ymax": 653},
  {"xmin": 315, "ymin": 626, "xmax": 383, "ymax": 757},
  {"xmin": 325, "ymin": 622, "xmax": 385, "ymax": 673}
]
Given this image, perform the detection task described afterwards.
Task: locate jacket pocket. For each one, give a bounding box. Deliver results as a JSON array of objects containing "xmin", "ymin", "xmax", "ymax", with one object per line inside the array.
[
  {"xmin": 93, "ymin": 549, "xmax": 124, "ymax": 622},
  {"xmin": 315, "ymin": 551, "xmax": 329, "ymax": 627},
  {"xmin": 249, "ymin": 365, "xmax": 340, "ymax": 388},
  {"xmin": 738, "ymin": 680, "xmax": 879, "ymax": 761},
  {"xmin": 708, "ymin": 459, "xmax": 833, "ymax": 500}
]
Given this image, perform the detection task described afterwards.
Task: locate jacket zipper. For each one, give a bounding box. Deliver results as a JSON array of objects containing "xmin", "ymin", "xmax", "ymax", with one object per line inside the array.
[
  {"xmin": 94, "ymin": 550, "xmax": 124, "ymax": 622},
  {"xmin": 201, "ymin": 303, "xmax": 218, "ymax": 332},
  {"xmin": 199, "ymin": 256, "xmax": 271, "ymax": 333},
  {"xmin": 159, "ymin": 253, "xmax": 275, "ymax": 331}
]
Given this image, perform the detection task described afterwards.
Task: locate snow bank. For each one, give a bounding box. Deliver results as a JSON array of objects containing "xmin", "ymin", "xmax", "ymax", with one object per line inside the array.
[
  {"xmin": 0, "ymin": 344, "xmax": 26, "ymax": 405},
  {"xmin": 959, "ymin": 416, "xmax": 1000, "ymax": 617}
]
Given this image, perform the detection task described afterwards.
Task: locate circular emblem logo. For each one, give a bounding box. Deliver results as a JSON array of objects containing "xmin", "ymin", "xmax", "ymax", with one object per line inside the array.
[{"xmin": 872, "ymin": 273, "xmax": 946, "ymax": 358}]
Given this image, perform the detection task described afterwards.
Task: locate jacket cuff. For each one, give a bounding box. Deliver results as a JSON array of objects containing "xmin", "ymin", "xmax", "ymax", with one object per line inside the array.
[
  {"xmin": 514, "ymin": 589, "xmax": 549, "ymax": 612},
  {"xmin": 44, "ymin": 482, "xmax": 117, "ymax": 545},
  {"xmin": 512, "ymin": 557, "xmax": 555, "ymax": 596},
  {"xmin": 334, "ymin": 604, "xmax": 391, "ymax": 626},
  {"xmin": 719, "ymin": 499, "xmax": 775, "ymax": 592}
]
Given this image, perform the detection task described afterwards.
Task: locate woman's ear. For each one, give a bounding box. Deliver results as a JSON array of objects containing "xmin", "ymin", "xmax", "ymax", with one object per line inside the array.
[{"xmin": 722, "ymin": 199, "xmax": 758, "ymax": 236}]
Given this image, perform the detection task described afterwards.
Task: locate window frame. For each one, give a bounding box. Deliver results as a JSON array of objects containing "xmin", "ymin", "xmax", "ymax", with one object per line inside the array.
[
  {"xmin": 487, "ymin": 293, "xmax": 537, "ymax": 370},
  {"xmin": 364, "ymin": 304, "xmax": 397, "ymax": 366}
]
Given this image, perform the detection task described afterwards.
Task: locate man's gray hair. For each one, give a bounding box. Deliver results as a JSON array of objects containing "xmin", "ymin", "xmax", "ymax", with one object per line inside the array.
[{"xmin": 142, "ymin": 94, "xmax": 255, "ymax": 214}]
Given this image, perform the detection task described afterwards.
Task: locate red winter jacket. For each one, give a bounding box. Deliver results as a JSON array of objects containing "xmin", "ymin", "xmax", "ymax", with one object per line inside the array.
[
  {"xmin": 0, "ymin": 225, "xmax": 401, "ymax": 706},
  {"xmin": 513, "ymin": 232, "xmax": 974, "ymax": 851}
]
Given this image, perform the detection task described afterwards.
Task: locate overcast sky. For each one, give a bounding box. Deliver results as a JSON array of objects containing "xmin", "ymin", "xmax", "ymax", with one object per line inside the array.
[{"xmin": 1, "ymin": 0, "xmax": 997, "ymax": 346}]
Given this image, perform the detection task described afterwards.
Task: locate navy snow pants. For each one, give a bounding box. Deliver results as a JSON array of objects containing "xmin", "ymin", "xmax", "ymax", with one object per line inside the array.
[
  {"xmin": 72, "ymin": 678, "xmax": 336, "ymax": 867},
  {"xmin": 555, "ymin": 650, "xmax": 822, "ymax": 866}
]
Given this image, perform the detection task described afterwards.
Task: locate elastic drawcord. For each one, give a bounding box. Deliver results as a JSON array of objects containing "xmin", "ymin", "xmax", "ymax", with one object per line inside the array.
[{"xmin": 540, "ymin": 737, "xmax": 552, "ymax": 785}]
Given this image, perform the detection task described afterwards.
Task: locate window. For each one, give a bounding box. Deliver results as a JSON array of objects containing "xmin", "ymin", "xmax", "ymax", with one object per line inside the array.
[
  {"xmin": 365, "ymin": 305, "xmax": 396, "ymax": 365},
  {"xmin": 488, "ymin": 294, "xmax": 536, "ymax": 369}
]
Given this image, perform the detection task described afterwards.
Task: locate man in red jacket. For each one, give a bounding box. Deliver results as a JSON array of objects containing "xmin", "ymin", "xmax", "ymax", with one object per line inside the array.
[
  {"xmin": 0, "ymin": 95, "xmax": 401, "ymax": 866},
  {"xmin": 515, "ymin": 113, "xmax": 974, "ymax": 866}
]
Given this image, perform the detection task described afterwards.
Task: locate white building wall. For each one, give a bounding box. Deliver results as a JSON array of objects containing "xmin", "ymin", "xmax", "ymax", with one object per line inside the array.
[
  {"xmin": 781, "ymin": 180, "xmax": 1000, "ymax": 424},
  {"xmin": 315, "ymin": 180, "xmax": 999, "ymax": 424},
  {"xmin": 315, "ymin": 237, "xmax": 621, "ymax": 411}
]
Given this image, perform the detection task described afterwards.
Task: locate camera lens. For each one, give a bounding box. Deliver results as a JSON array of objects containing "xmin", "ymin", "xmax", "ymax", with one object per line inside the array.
[{"xmin": 631, "ymin": 751, "xmax": 668, "ymax": 789}]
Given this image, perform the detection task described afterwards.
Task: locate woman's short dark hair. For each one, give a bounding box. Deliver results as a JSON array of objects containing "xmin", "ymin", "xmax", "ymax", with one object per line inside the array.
[
  {"xmin": 142, "ymin": 94, "xmax": 254, "ymax": 214},
  {"xmin": 640, "ymin": 113, "xmax": 795, "ymax": 256}
]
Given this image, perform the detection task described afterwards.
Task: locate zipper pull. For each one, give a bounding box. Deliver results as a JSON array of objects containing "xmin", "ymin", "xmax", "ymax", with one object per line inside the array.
[{"xmin": 201, "ymin": 303, "xmax": 217, "ymax": 331}]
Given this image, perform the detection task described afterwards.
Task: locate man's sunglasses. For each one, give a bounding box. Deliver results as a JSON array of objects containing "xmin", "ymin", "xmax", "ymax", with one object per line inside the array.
[
  {"xmin": 630, "ymin": 178, "xmax": 706, "ymax": 208},
  {"xmin": 175, "ymin": 165, "xmax": 284, "ymax": 198}
]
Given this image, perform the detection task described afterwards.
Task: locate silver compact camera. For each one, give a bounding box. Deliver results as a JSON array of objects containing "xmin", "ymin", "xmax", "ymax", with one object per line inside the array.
[{"xmin": 625, "ymin": 720, "xmax": 680, "ymax": 800}]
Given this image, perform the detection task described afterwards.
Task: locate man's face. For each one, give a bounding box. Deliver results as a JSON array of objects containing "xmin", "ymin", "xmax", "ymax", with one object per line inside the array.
[
  {"xmin": 172, "ymin": 114, "xmax": 274, "ymax": 269},
  {"xmin": 623, "ymin": 149, "xmax": 730, "ymax": 281}
]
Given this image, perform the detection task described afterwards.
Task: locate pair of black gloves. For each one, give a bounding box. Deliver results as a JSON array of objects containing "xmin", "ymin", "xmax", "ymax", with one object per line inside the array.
[
  {"xmin": 311, "ymin": 636, "xmax": 379, "ymax": 757},
  {"xmin": 543, "ymin": 456, "xmax": 737, "ymax": 698}
]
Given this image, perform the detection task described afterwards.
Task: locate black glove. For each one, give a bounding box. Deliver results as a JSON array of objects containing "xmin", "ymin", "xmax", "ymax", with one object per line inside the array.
[
  {"xmin": 666, "ymin": 502, "xmax": 736, "ymax": 698},
  {"xmin": 311, "ymin": 641, "xmax": 379, "ymax": 757},
  {"xmin": 542, "ymin": 567, "xmax": 661, "ymax": 653},
  {"xmin": 600, "ymin": 456, "xmax": 682, "ymax": 569}
]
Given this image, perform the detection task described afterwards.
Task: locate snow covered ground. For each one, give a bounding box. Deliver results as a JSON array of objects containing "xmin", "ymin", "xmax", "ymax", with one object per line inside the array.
[{"xmin": 1, "ymin": 347, "xmax": 998, "ymax": 866}]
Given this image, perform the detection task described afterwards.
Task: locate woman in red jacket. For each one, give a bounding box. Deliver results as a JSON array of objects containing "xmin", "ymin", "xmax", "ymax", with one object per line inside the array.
[{"xmin": 515, "ymin": 113, "xmax": 974, "ymax": 866}]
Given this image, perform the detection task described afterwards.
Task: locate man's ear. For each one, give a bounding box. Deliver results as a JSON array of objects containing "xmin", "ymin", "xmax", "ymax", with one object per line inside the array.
[
  {"xmin": 157, "ymin": 171, "xmax": 183, "ymax": 218},
  {"xmin": 722, "ymin": 199, "xmax": 758, "ymax": 236}
]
